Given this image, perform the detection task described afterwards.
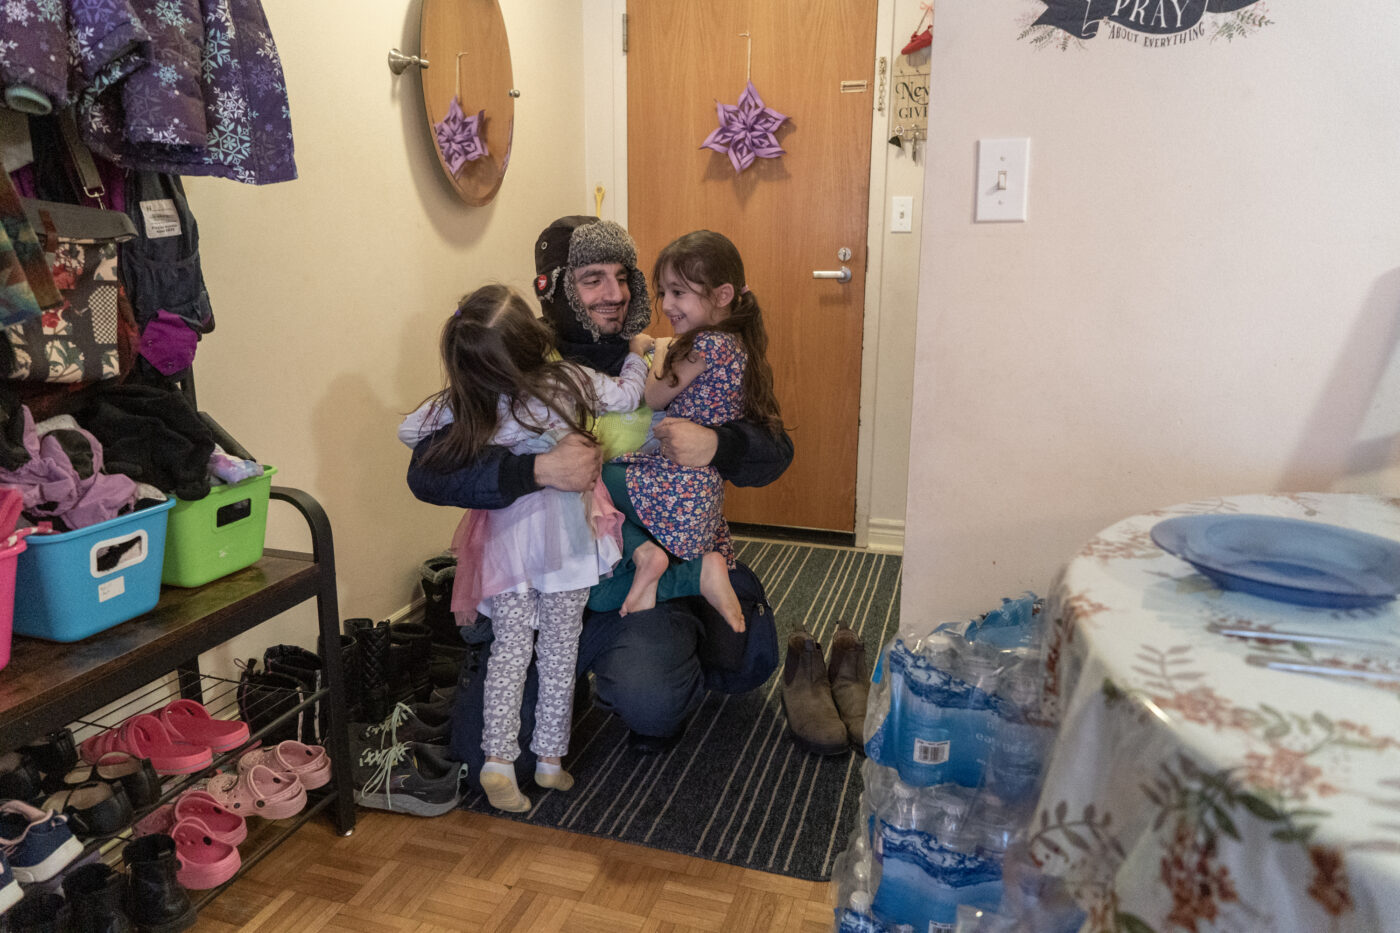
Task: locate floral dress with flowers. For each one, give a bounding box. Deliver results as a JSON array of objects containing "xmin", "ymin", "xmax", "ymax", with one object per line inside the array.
[{"xmin": 619, "ymin": 331, "xmax": 746, "ymax": 566}]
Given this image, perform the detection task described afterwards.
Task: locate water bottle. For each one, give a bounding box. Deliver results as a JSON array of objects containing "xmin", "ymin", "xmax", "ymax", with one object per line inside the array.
[
  {"xmin": 836, "ymin": 890, "xmax": 886, "ymax": 933},
  {"xmin": 874, "ymin": 779, "xmax": 925, "ymax": 861},
  {"xmin": 985, "ymin": 659, "xmax": 1053, "ymax": 806}
]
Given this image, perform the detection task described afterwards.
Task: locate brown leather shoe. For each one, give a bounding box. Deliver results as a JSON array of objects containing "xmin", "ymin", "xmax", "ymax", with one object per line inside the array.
[
  {"xmin": 780, "ymin": 630, "xmax": 849, "ymax": 756},
  {"xmin": 827, "ymin": 623, "xmax": 870, "ymax": 751}
]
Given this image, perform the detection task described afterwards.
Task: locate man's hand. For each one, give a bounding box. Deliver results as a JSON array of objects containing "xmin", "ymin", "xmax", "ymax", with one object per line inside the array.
[
  {"xmin": 534, "ymin": 432, "xmax": 602, "ymax": 491},
  {"xmin": 650, "ymin": 337, "xmax": 673, "ymax": 379},
  {"xmin": 652, "ymin": 417, "xmax": 718, "ymax": 467}
]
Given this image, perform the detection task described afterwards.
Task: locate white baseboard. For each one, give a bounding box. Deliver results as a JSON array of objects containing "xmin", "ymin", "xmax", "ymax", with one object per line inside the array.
[
  {"xmin": 384, "ymin": 598, "xmax": 424, "ymax": 626},
  {"xmin": 864, "ymin": 518, "xmax": 905, "ymax": 554}
]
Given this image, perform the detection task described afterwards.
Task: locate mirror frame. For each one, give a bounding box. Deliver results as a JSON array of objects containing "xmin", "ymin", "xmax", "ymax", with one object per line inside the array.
[{"xmin": 419, "ymin": 0, "xmax": 514, "ymax": 206}]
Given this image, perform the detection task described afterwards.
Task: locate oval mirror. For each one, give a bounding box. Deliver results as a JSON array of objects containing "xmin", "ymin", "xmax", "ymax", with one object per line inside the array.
[{"xmin": 419, "ymin": 0, "xmax": 514, "ymax": 206}]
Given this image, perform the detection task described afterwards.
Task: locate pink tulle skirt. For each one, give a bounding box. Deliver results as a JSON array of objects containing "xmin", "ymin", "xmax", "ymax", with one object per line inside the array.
[{"xmin": 450, "ymin": 477, "xmax": 624, "ymax": 624}]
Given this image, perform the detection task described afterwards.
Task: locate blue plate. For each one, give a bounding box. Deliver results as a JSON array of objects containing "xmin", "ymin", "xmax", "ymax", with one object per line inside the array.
[{"xmin": 1150, "ymin": 514, "xmax": 1400, "ymax": 609}]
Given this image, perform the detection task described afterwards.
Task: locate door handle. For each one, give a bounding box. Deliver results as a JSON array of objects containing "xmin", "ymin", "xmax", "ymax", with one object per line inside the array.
[{"xmin": 812, "ymin": 266, "xmax": 852, "ymax": 283}]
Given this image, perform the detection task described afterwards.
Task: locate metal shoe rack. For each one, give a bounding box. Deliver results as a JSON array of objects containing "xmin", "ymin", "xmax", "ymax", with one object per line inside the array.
[{"xmin": 0, "ymin": 487, "xmax": 355, "ymax": 908}]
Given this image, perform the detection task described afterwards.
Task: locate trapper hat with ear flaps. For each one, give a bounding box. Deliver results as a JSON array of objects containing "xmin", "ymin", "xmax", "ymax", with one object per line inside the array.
[{"xmin": 533, "ymin": 216, "xmax": 650, "ymax": 346}]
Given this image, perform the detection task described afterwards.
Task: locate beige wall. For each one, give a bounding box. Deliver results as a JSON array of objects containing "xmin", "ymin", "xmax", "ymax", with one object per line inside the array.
[
  {"xmin": 185, "ymin": 1, "xmax": 587, "ymax": 660},
  {"xmin": 902, "ymin": 3, "xmax": 1400, "ymax": 624}
]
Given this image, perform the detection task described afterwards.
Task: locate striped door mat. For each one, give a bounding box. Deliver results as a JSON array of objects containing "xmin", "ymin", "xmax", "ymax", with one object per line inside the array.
[{"xmin": 458, "ymin": 538, "xmax": 903, "ymax": 881}]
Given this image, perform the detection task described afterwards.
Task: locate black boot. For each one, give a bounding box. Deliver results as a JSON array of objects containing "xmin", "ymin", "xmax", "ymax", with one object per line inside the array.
[
  {"xmin": 64, "ymin": 862, "xmax": 134, "ymax": 933},
  {"xmin": 122, "ymin": 834, "xmax": 195, "ymax": 933},
  {"xmin": 417, "ymin": 553, "xmax": 458, "ymax": 648},
  {"xmin": 236, "ymin": 659, "xmax": 304, "ymax": 744},
  {"xmin": 389, "ymin": 621, "xmax": 434, "ymax": 704},
  {"xmin": 349, "ymin": 619, "xmax": 391, "ymax": 724},
  {"xmin": 4, "ymin": 889, "xmax": 67, "ymax": 932},
  {"xmin": 264, "ymin": 645, "xmax": 324, "ymax": 744},
  {"xmin": 319, "ymin": 632, "xmax": 359, "ymax": 734}
]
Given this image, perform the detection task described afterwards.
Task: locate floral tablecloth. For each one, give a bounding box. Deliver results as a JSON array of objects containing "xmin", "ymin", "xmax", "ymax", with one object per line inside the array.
[{"xmin": 1030, "ymin": 494, "xmax": 1400, "ymax": 933}]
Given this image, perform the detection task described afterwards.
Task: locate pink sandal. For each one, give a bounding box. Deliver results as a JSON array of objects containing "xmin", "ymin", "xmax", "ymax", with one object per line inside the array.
[
  {"xmin": 237, "ymin": 741, "xmax": 331, "ymax": 790},
  {"xmin": 79, "ymin": 715, "xmax": 212, "ymax": 775},
  {"xmin": 158, "ymin": 700, "xmax": 250, "ymax": 753},
  {"xmin": 170, "ymin": 817, "xmax": 241, "ymax": 889}
]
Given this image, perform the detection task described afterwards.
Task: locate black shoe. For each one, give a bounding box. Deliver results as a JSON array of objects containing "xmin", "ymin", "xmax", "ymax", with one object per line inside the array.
[
  {"xmin": 21, "ymin": 729, "xmax": 77, "ymax": 778},
  {"xmin": 626, "ymin": 729, "xmax": 682, "ymax": 755},
  {"xmin": 0, "ymin": 750, "xmax": 44, "ymax": 803}
]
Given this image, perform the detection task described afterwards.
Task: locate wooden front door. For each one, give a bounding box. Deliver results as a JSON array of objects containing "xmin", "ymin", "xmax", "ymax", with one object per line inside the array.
[{"xmin": 626, "ymin": 1, "xmax": 876, "ymax": 533}]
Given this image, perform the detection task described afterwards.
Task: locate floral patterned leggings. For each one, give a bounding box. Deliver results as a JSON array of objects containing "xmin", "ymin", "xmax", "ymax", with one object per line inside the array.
[{"xmin": 482, "ymin": 587, "xmax": 588, "ymax": 761}]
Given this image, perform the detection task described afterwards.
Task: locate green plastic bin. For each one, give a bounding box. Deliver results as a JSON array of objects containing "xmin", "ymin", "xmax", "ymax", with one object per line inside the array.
[{"xmin": 161, "ymin": 466, "xmax": 277, "ymax": 588}]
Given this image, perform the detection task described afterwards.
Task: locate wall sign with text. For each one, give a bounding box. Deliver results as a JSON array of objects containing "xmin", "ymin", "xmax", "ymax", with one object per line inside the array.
[{"xmin": 1022, "ymin": 0, "xmax": 1273, "ymax": 48}]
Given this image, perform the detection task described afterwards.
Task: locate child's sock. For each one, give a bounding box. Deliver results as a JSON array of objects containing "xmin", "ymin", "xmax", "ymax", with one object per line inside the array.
[
  {"xmin": 479, "ymin": 761, "xmax": 531, "ymax": 812},
  {"xmin": 534, "ymin": 760, "xmax": 574, "ymax": 792}
]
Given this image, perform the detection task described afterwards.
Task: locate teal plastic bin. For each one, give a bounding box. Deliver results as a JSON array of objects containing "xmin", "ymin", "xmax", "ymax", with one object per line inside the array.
[
  {"xmin": 161, "ymin": 466, "xmax": 277, "ymax": 588},
  {"xmin": 14, "ymin": 498, "xmax": 175, "ymax": 642}
]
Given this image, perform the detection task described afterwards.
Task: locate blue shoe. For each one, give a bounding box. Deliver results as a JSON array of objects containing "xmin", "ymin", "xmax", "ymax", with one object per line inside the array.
[
  {"xmin": 0, "ymin": 800, "xmax": 83, "ymax": 883},
  {"xmin": 0, "ymin": 847, "xmax": 22, "ymax": 915}
]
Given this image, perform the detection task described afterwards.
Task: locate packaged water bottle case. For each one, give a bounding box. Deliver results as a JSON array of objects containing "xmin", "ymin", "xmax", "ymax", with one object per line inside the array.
[{"xmin": 826, "ymin": 594, "xmax": 1086, "ymax": 933}]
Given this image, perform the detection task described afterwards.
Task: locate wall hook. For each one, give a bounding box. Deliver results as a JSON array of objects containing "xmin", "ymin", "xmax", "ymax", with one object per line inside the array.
[{"xmin": 387, "ymin": 48, "xmax": 430, "ymax": 75}]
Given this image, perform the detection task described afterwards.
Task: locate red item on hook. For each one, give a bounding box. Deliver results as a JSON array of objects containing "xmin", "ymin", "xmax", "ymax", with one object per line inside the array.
[{"xmin": 901, "ymin": 25, "xmax": 932, "ymax": 55}]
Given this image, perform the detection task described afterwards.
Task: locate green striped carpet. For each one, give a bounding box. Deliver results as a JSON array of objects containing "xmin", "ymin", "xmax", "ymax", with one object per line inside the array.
[{"xmin": 459, "ymin": 539, "xmax": 903, "ymax": 881}]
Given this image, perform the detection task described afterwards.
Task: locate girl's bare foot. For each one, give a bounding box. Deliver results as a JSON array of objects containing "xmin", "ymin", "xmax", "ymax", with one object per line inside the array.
[
  {"xmin": 700, "ymin": 551, "xmax": 745, "ymax": 633},
  {"xmin": 621, "ymin": 541, "xmax": 668, "ymax": 616}
]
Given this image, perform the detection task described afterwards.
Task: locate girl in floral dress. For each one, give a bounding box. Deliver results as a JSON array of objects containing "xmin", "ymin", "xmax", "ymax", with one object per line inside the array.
[
  {"xmin": 408, "ymin": 284, "xmax": 652, "ymax": 812},
  {"xmin": 599, "ymin": 230, "xmax": 785, "ymax": 633}
]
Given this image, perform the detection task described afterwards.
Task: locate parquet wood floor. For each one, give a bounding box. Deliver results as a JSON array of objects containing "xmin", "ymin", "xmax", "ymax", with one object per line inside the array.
[{"xmin": 192, "ymin": 808, "xmax": 837, "ymax": 932}]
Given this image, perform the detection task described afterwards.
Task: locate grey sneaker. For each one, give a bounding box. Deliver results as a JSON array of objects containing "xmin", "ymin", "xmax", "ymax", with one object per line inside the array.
[
  {"xmin": 351, "ymin": 700, "xmax": 451, "ymax": 751},
  {"xmin": 353, "ymin": 742, "xmax": 467, "ymax": 817}
]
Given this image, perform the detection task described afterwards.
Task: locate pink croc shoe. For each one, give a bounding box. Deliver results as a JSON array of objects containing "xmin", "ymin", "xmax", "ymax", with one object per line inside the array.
[
  {"xmin": 237, "ymin": 741, "xmax": 331, "ymax": 790},
  {"xmin": 174, "ymin": 790, "xmax": 247, "ymax": 846},
  {"xmin": 138, "ymin": 791, "xmax": 247, "ymax": 847},
  {"xmin": 170, "ymin": 817, "xmax": 241, "ymax": 890},
  {"xmin": 191, "ymin": 766, "xmax": 306, "ymax": 821},
  {"xmin": 79, "ymin": 715, "xmax": 211, "ymax": 775},
  {"xmin": 158, "ymin": 700, "xmax": 250, "ymax": 753}
]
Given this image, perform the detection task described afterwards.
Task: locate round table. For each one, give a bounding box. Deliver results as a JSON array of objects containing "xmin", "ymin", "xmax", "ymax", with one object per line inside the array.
[{"xmin": 1030, "ymin": 493, "xmax": 1400, "ymax": 932}]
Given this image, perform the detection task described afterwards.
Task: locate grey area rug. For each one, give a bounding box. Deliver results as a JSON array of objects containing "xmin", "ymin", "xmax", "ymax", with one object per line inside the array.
[{"xmin": 459, "ymin": 538, "xmax": 903, "ymax": 881}]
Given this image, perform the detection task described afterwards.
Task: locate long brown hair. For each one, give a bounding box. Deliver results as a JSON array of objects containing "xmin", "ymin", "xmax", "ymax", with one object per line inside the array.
[
  {"xmin": 653, "ymin": 231, "xmax": 784, "ymax": 435},
  {"xmin": 418, "ymin": 284, "xmax": 599, "ymax": 468}
]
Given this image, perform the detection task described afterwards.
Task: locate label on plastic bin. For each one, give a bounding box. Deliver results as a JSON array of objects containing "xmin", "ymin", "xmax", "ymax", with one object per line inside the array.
[
  {"xmin": 930, "ymin": 923, "xmax": 955, "ymax": 933},
  {"xmin": 914, "ymin": 738, "xmax": 950, "ymax": 765},
  {"xmin": 98, "ymin": 576, "xmax": 126, "ymax": 602}
]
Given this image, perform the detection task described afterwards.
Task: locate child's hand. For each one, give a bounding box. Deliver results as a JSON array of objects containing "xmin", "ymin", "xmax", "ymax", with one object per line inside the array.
[
  {"xmin": 629, "ymin": 333, "xmax": 655, "ymax": 357},
  {"xmin": 650, "ymin": 337, "xmax": 672, "ymax": 379}
]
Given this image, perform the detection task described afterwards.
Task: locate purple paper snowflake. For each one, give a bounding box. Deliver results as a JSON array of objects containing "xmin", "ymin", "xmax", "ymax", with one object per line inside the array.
[
  {"xmin": 434, "ymin": 99, "xmax": 488, "ymax": 174},
  {"xmin": 700, "ymin": 81, "xmax": 789, "ymax": 174}
]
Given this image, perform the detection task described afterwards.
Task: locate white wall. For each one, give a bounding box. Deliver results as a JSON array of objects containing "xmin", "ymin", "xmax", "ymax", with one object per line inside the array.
[
  {"xmin": 857, "ymin": 0, "xmax": 930, "ymax": 551},
  {"xmin": 902, "ymin": 3, "xmax": 1400, "ymax": 625},
  {"xmin": 184, "ymin": 1, "xmax": 587, "ymax": 662}
]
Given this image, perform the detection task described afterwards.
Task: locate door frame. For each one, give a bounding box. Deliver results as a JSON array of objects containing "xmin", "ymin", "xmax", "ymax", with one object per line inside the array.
[{"xmin": 581, "ymin": 0, "xmax": 905, "ymax": 551}]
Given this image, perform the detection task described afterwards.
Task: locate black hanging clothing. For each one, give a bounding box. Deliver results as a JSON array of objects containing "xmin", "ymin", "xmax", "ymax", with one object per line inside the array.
[{"xmin": 79, "ymin": 384, "xmax": 213, "ymax": 500}]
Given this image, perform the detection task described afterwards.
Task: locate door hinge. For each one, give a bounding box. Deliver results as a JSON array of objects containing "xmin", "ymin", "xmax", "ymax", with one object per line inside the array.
[{"xmin": 621, "ymin": 13, "xmax": 629, "ymax": 54}]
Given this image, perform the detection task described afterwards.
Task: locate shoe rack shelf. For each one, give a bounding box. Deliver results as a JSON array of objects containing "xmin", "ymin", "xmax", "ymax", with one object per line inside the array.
[{"xmin": 0, "ymin": 487, "xmax": 356, "ymax": 877}]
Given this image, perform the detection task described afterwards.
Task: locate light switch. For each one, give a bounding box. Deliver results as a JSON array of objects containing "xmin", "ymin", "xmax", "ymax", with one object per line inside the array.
[
  {"xmin": 891, "ymin": 196, "xmax": 913, "ymax": 233},
  {"xmin": 975, "ymin": 138, "xmax": 1029, "ymax": 223}
]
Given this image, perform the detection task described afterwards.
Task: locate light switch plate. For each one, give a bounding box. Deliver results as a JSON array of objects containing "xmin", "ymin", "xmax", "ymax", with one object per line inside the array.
[
  {"xmin": 891, "ymin": 196, "xmax": 913, "ymax": 233},
  {"xmin": 975, "ymin": 138, "xmax": 1029, "ymax": 223}
]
